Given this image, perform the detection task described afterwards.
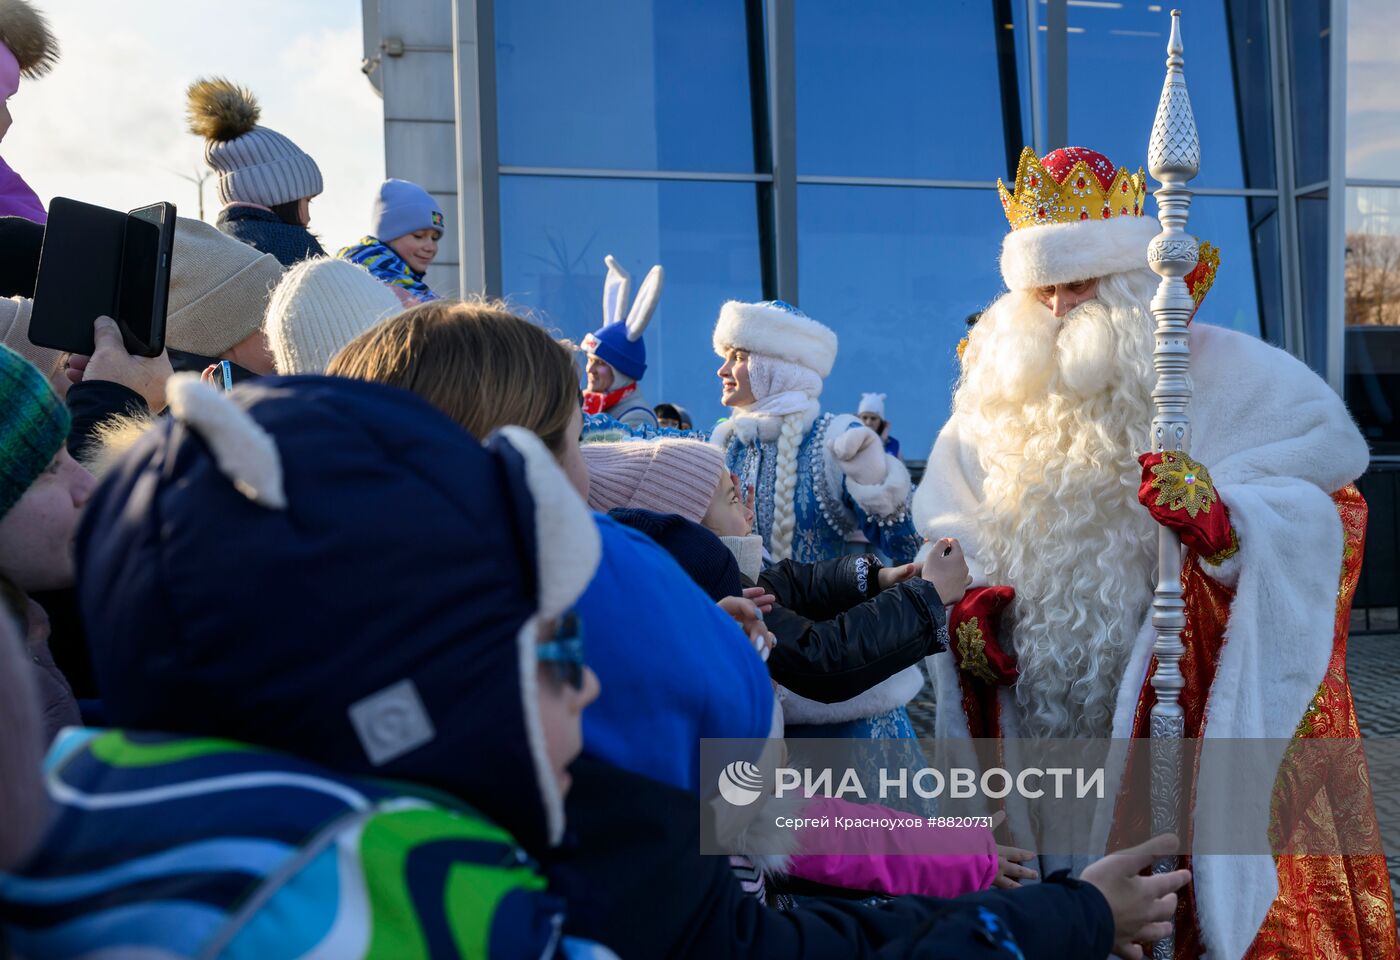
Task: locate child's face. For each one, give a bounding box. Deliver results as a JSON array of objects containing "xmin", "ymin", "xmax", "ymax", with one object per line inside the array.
[
  {"xmin": 389, "ymin": 229, "xmax": 441, "ymax": 274},
  {"xmin": 535, "ymin": 641, "xmax": 599, "ymax": 799},
  {"xmin": 702, "ymin": 471, "xmax": 752, "ymax": 538}
]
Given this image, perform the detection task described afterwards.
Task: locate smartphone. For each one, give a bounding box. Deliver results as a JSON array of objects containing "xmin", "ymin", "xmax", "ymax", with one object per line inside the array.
[
  {"xmin": 213, "ymin": 359, "xmax": 233, "ymax": 392},
  {"xmin": 116, "ymin": 202, "xmax": 175, "ymax": 357},
  {"xmin": 28, "ymin": 198, "xmax": 176, "ymax": 358}
]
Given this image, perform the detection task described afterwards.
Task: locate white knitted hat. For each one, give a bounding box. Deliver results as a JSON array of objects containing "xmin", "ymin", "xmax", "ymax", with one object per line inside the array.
[
  {"xmin": 858, "ymin": 392, "xmax": 886, "ymax": 417},
  {"xmin": 264, "ymin": 258, "xmax": 404, "ymax": 375},
  {"xmin": 712, "ymin": 300, "xmax": 838, "ymax": 378}
]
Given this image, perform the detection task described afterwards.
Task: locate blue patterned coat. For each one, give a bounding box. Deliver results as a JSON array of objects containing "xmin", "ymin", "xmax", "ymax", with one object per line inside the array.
[{"xmin": 720, "ymin": 412, "xmax": 922, "ymax": 566}]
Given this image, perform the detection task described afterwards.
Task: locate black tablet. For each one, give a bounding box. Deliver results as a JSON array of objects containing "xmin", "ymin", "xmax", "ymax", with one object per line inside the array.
[{"xmin": 28, "ymin": 197, "xmax": 175, "ymax": 358}]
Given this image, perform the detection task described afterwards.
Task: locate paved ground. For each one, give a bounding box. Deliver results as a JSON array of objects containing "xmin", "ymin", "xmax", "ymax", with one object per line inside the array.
[{"xmin": 906, "ymin": 630, "xmax": 1400, "ymax": 915}]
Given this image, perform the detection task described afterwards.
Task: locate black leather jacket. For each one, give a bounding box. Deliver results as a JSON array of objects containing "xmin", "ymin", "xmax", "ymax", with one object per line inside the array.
[{"xmin": 756, "ymin": 555, "xmax": 948, "ymax": 704}]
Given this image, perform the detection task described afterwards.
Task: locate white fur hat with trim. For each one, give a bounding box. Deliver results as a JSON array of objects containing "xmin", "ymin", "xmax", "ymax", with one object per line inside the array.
[
  {"xmin": 997, "ymin": 145, "xmax": 1159, "ymax": 291},
  {"xmin": 858, "ymin": 392, "xmax": 886, "ymax": 418},
  {"xmin": 712, "ymin": 300, "xmax": 838, "ymax": 379}
]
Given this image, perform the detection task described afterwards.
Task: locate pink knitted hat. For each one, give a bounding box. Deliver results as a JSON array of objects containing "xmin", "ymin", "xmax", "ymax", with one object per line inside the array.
[{"xmin": 582, "ymin": 439, "xmax": 727, "ymax": 524}]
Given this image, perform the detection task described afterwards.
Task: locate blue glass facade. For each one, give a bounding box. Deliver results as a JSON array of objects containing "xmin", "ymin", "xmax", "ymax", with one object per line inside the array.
[{"xmin": 486, "ymin": 0, "xmax": 1339, "ymax": 458}]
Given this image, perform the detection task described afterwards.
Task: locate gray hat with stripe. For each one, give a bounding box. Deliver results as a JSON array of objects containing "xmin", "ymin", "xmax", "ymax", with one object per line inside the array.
[{"xmin": 187, "ymin": 77, "xmax": 323, "ymax": 208}]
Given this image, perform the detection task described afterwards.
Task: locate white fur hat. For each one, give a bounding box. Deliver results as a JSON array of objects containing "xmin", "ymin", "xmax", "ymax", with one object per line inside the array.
[
  {"xmin": 858, "ymin": 392, "xmax": 885, "ymax": 417},
  {"xmin": 265, "ymin": 257, "xmax": 404, "ymax": 375},
  {"xmin": 712, "ymin": 300, "xmax": 838, "ymax": 379},
  {"xmin": 999, "ymin": 214, "xmax": 1160, "ymax": 292}
]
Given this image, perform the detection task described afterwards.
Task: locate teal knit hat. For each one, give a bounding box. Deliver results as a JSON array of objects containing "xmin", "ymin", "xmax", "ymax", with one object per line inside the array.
[{"xmin": 0, "ymin": 344, "xmax": 69, "ymax": 519}]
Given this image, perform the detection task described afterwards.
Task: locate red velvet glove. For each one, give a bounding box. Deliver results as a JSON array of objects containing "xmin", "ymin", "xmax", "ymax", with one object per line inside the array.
[
  {"xmin": 1137, "ymin": 451, "xmax": 1239, "ymax": 565},
  {"xmin": 948, "ymin": 586, "xmax": 1019, "ymax": 686}
]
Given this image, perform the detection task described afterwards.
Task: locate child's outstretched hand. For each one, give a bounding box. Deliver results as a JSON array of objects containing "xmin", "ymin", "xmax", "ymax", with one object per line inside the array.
[
  {"xmin": 876, "ymin": 562, "xmax": 919, "ymax": 591},
  {"xmin": 994, "ymin": 843, "xmax": 1038, "ymax": 889},
  {"xmin": 922, "ymin": 537, "xmax": 971, "ymax": 605},
  {"xmin": 717, "ymin": 596, "xmax": 775, "ymax": 661},
  {"xmin": 987, "ymin": 810, "xmax": 1037, "ymax": 889}
]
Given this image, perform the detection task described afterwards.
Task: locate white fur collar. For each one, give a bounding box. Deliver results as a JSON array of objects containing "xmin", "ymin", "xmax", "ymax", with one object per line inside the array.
[
  {"xmin": 779, "ymin": 666, "xmax": 925, "ymax": 726},
  {"xmin": 712, "ymin": 404, "xmax": 821, "ymax": 447}
]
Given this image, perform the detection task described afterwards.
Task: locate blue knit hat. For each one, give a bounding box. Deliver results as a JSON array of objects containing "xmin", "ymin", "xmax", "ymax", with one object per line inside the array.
[
  {"xmin": 0, "ymin": 343, "xmax": 69, "ymax": 519},
  {"xmin": 581, "ymin": 254, "xmax": 663, "ymax": 382},
  {"xmin": 372, "ymin": 179, "xmax": 445, "ymax": 243},
  {"xmin": 75, "ymin": 374, "xmax": 600, "ymax": 850}
]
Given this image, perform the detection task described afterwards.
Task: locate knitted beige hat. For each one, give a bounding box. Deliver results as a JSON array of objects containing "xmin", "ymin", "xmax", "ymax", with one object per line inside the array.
[
  {"xmin": 264, "ymin": 258, "xmax": 403, "ymax": 374},
  {"xmin": 167, "ymin": 218, "xmax": 283, "ymax": 357},
  {"xmin": 581, "ymin": 439, "xmax": 727, "ymax": 524}
]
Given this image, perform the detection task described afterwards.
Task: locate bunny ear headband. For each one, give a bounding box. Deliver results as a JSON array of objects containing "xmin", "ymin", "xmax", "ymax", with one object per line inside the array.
[{"xmin": 601, "ymin": 254, "xmax": 664, "ymax": 343}]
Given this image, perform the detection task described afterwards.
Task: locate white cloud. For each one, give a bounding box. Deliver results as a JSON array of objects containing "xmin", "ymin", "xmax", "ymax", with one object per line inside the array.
[{"xmin": 2, "ymin": 0, "xmax": 383, "ymax": 252}]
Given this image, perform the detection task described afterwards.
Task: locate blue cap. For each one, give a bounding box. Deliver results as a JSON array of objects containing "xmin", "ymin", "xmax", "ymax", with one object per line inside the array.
[
  {"xmin": 582, "ymin": 321, "xmax": 647, "ymax": 381},
  {"xmin": 372, "ymin": 178, "xmax": 445, "ymax": 243}
]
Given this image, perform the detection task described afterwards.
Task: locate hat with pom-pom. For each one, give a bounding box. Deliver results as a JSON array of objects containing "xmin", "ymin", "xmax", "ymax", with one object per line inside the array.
[
  {"xmin": 187, "ymin": 77, "xmax": 323, "ymax": 208},
  {"xmin": 0, "ymin": 0, "xmax": 58, "ymax": 101}
]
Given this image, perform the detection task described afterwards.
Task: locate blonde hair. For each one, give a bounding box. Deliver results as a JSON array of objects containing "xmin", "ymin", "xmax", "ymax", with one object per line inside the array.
[
  {"xmin": 767, "ymin": 413, "xmax": 805, "ymax": 562},
  {"xmin": 327, "ymin": 299, "xmax": 580, "ymax": 452}
]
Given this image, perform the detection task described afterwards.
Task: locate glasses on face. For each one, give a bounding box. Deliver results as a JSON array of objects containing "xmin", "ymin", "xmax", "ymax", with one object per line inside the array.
[{"xmin": 537, "ymin": 612, "xmax": 587, "ymax": 691}]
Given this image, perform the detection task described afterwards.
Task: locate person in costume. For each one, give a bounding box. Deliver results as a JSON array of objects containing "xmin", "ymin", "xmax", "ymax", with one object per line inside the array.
[
  {"xmin": 0, "ymin": 0, "xmax": 56, "ymax": 222},
  {"xmin": 186, "ymin": 77, "xmax": 325, "ymax": 267},
  {"xmin": 857, "ymin": 392, "xmax": 900, "ymax": 458},
  {"xmin": 581, "ymin": 254, "xmax": 661, "ymax": 429},
  {"xmin": 913, "ymin": 145, "xmax": 1398, "ymax": 958},
  {"xmin": 712, "ymin": 299, "xmax": 925, "ymax": 742}
]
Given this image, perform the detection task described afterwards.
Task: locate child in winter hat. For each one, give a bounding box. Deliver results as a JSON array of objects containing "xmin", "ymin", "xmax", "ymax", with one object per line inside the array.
[
  {"xmin": 0, "ymin": 0, "xmax": 57, "ymax": 222},
  {"xmin": 187, "ymin": 77, "xmax": 326, "ymax": 266},
  {"xmin": 338, "ymin": 179, "xmax": 444, "ymax": 304},
  {"xmin": 263, "ymin": 257, "xmax": 403, "ymax": 374}
]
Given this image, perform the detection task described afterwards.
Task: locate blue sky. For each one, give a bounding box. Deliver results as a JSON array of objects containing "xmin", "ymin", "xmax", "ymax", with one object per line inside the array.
[{"xmin": 5, "ymin": 0, "xmax": 384, "ymax": 250}]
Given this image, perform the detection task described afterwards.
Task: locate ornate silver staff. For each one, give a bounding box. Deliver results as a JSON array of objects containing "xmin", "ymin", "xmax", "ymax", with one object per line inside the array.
[{"xmin": 1146, "ymin": 10, "xmax": 1198, "ymax": 958}]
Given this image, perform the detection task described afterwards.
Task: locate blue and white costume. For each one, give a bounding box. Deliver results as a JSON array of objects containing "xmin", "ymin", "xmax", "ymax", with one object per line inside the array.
[{"xmin": 711, "ymin": 300, "xmax": 926, "ymax": 742}]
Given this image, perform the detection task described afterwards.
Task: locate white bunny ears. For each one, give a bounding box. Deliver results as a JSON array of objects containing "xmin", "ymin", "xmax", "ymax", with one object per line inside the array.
[
  {"xmin": 602, "ymin": 254, "xmax": 664, "ymax": 343},
  {"xmin": 167, "ymin": 374, "xmax": 286, "ymax": 509}
]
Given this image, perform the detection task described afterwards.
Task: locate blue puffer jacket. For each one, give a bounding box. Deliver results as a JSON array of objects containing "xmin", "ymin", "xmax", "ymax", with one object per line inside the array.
[{"xmin": 217, "ymin": 205, "xmax": 325, "ymax": 267}]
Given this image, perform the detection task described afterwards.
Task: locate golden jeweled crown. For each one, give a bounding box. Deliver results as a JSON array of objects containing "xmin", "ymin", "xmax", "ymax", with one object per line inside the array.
[{"xmin": 998, "ymin": 146, "xmax": 1148, "ymax": 231}]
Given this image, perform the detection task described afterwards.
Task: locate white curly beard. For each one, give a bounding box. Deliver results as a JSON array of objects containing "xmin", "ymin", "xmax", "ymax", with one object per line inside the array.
[{"xmin": 954, "ymin": 270, "xmax": 1161, "ymax": 739}]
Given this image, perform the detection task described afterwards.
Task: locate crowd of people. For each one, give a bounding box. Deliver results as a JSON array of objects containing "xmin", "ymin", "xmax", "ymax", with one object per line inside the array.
[{"xmin": 0, "ymin": 2, "xmax": 1394, "ymax": 958}]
